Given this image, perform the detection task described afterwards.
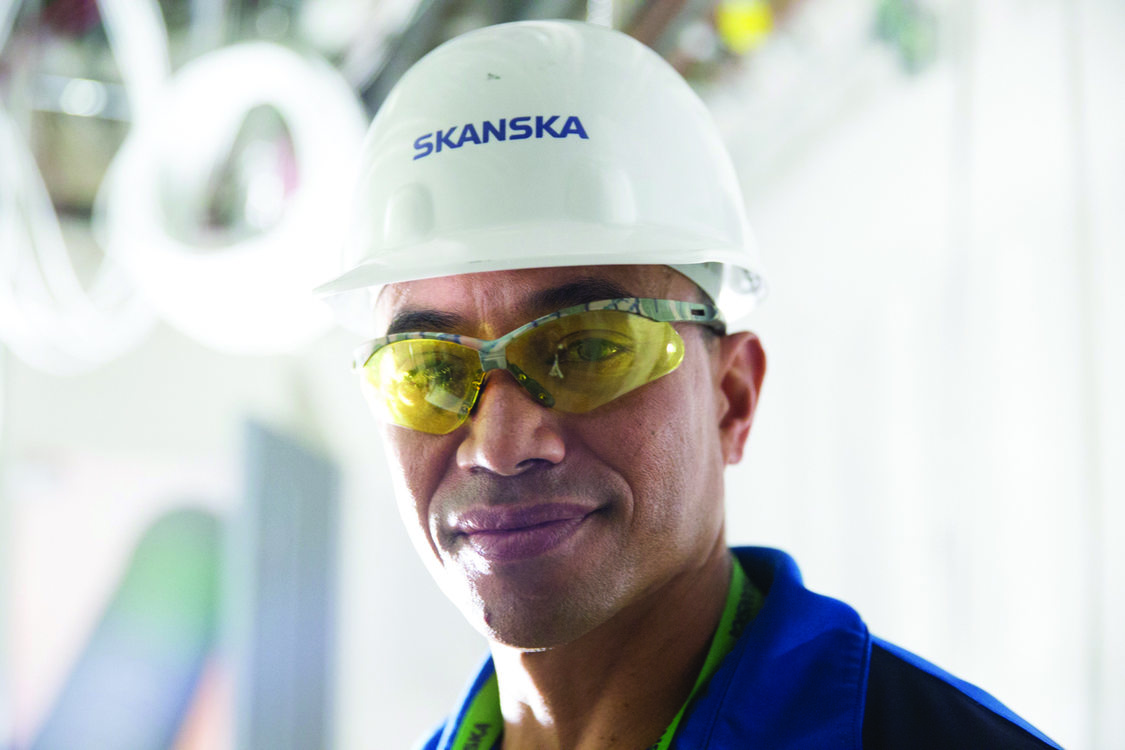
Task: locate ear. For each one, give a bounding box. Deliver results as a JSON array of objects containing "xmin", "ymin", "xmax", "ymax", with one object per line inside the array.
[{"xmin": 714, "ymin": 331, "xmax": 766, "ymax": 465}]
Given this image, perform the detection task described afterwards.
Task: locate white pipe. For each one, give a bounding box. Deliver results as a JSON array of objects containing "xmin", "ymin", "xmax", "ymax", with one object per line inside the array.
[
  {"xmin": 0, "ymin": 0, "xmax": 170, "ymax": 374},
  {"xmin": 586, "ymin": 0, "xmax": 613, "ymax": 28}
]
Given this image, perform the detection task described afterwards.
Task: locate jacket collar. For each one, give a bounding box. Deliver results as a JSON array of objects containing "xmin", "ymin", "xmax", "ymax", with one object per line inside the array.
[
  {"xmin": 435, "ymin": 547, "xmax": 871, "ymax": 750},
  {"xmin": 674, "ymin": 547, "xmax": 870, "ymax": 749}
]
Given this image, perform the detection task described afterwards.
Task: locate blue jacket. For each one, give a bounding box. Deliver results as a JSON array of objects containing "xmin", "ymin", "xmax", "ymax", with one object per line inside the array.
[{"xmin": 420, "ymin": 547, "xmax": 1061, "ymax": 749}]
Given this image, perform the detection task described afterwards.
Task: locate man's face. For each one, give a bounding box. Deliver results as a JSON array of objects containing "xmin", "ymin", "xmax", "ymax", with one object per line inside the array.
[{"xmin": 374, "ymin": 264, "xmax": 753, "ymax": 649}]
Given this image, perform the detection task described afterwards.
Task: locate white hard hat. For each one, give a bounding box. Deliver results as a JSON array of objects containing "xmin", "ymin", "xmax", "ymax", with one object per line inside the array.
[{"xmin": 315, "ymin": 19, "xmax": 766, "ymax": 336}]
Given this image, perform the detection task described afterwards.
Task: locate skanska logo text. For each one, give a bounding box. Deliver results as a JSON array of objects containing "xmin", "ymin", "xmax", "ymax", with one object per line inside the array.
[{"xmin": 413, "ymin": 115, "xmax": 588, "ymax": 160}]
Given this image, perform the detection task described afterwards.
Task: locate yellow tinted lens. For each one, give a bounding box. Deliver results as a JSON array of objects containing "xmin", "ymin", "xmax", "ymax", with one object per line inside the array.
[
  {"xmin": 362, "ymin": 339, "xmax": 483, "ymax": 434},
  {"xmin": 506, "ymin": 311, "xmax": 685, "ymax": 412}
]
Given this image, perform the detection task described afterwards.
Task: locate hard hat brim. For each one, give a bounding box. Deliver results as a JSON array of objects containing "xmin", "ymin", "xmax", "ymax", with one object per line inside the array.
[{"xmin": 314, "ymin": 221, "xmax": 762, "ymax": 336}]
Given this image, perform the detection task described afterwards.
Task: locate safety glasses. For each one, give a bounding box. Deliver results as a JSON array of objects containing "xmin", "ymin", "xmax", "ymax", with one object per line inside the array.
[{"xmin": 353, "ymin": 297, "xmax": 725, "ymax": 435}]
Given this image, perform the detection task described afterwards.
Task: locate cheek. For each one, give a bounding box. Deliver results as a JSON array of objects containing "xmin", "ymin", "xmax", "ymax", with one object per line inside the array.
[
  {"xmin": 383, "ymin": 427, "xmax": 455, "ymax": 553},
  {"xmin": 585, "ymin": 367, "xmax": 722, "ymax": 530}
]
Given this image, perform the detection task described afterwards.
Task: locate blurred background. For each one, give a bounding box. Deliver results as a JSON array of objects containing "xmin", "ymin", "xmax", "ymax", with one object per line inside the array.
[{"xmin": 0, "ymin": 0, "xmax": 1121, "ymax": 748}]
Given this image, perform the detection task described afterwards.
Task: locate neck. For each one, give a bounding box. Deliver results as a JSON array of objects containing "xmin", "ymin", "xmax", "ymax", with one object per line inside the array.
[{"xmin": 491, "ymin": 539, "xmax": 732, "ymax": 750}]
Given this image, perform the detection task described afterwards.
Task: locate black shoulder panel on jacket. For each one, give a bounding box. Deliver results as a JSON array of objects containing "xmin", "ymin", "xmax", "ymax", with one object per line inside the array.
[{"xmin": 862, "ymin": 642, "xmax": 1058, "ymax": 749}]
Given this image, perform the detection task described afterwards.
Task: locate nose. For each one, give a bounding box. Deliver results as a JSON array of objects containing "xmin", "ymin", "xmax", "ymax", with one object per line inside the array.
[{"xmin": 456, "ymin": 371, "xmax": 566, "ymax": 475}]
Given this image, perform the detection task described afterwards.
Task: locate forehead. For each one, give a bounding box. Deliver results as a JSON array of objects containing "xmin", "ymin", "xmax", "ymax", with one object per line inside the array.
[{"xmin": 375, "ymin": 265, "xmax": 697, "ymax": 334}]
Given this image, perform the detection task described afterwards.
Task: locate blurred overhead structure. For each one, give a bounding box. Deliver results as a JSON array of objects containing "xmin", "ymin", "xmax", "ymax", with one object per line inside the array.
[
  {"xmin": 0, "ymin": 0, "xmax": 940, "ymax": 371},
  {"xmin": 100, "ymin": 41, "xmax": 365, "ymax": 354},
  {"xmin": 0, "ymin": 0, "xmax": 167, "ymax": 375},
  {"xmin": 354, "ymin": 0, "xmax": 798, "ymax": 111},
  {"xmin": 0, "ymin": 0, "xmax": 365, "ymax": 364}
]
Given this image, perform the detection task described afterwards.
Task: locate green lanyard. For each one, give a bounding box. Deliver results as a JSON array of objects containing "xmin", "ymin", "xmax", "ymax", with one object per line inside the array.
[
  {"xmin": 646, "ymin": 557, "xmax": 759, "ymax": 749},
  {"xmin": 447, "ymin": 671, "xmax": 503, "ymax": 750},
  {"xmin": 448, "ymin": 558, "xmax": 761, "ymax": 750}
]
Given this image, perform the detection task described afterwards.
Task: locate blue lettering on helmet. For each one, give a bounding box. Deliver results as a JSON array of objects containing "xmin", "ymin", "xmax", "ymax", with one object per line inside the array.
[
  {"xmin": 559, "ymin": 116, "xmax": 589, "ymax": 139},
  {"xmin": 412, "ymin": 133, "xmax": 434, "ymax": 160},
  {"xmin": 413, "ymin": 116, "xmax": 588, "ymax": 160},
  {"xmin": 435, "ymin": 126, "xmax": 458, "ymax": 152},
  {"xmin": 535, "ymin": 115, "xmax": 561, "ymax": 138},
  {"xmin": 508, "ymin": 116, "xmax": 533, "ymax": 141},
  {"xmin": 457, "ymin": 123, "xmax": 481, "ymax": 147},
  {"xmin": 482, "ymin": 120, "xmax": 506, "ymax": 143}
]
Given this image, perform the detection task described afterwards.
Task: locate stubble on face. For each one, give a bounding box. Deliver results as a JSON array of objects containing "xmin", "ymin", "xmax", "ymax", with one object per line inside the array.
[
  {"xmin": 377, "ymin": 265, "xmax": 729, "ymax": 650},
  {"xmin": 431, "ymin": 462, "xmax": 634, "ymax": 647}
]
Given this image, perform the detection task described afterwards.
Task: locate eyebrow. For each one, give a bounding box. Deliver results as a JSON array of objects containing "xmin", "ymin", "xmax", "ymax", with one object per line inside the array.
[
  {"xmin": 385, "ymin": 309, "xmax": 468, "ymax": 335},
  {"xmin": 384, "ymin": 277, "xmax": 634, "ymax": 336},
  {"xmin": 525, "ymin": 277, "xmax": 634, "ymax": 314}
]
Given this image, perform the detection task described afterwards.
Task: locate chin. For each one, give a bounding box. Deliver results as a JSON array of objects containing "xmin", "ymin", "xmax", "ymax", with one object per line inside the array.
[
  {"xmin": 476, "ymin": 606, "xmax": 599, "ymax": 651},
  {"xmin": 458, "ymin": 581, "xmax": 612, "ymax": 650}
]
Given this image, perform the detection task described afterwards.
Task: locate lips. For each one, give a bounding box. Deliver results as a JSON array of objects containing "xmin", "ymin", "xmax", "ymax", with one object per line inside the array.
[{"xmin": 450, "ymin": 503, "xmax": 597, "ymax": 562}]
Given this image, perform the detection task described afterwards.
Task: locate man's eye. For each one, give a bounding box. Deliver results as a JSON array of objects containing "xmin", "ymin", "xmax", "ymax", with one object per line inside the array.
[
  {"xmin": 555, "ymin": 332, "xmax": 633, "ymax": 364},
  {"xmin": 559, "ymin": 338, "xmax": 622, "ymax": 362}
]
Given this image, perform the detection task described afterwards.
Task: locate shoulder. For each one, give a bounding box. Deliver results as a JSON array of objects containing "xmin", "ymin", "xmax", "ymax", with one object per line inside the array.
[
  {"xmin": 862, "ymin": 637, "xmax": 1061, "ymax": 749},
  {"xmin": 721, "ymin": 548, "xmax": 1060, "ymax": 749}
]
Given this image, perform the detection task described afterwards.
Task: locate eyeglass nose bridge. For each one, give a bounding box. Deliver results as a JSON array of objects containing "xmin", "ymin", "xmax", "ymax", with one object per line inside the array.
[
  {"xmin": 474, "ymin": 347, "xmax": 557, "ymax": 409},
  {"xmin": 479, "ymin": 348, "xmax": 507, "ymax": 371}
]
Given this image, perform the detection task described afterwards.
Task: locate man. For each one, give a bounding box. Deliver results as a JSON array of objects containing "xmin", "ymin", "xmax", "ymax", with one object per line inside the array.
[{"xmin": 317, "ymin": 20, "xmax": 1061, "ymax": 750}]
